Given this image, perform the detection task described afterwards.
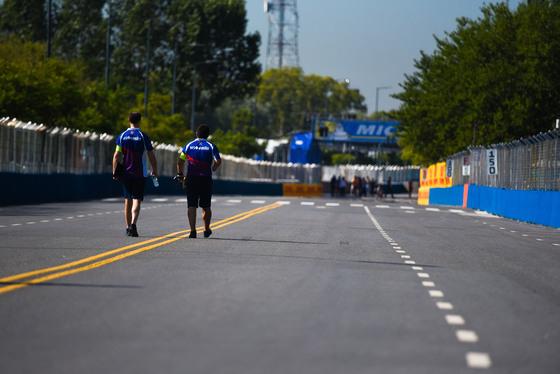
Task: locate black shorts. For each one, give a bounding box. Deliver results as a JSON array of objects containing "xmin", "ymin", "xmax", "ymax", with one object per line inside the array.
[
  {"xmin": 122, "ymin": 176, "xmax": 146, "ymax": 201},
  {"xmin": 186, "ymin": 175, "xmax": 213, "ymax": 208}
]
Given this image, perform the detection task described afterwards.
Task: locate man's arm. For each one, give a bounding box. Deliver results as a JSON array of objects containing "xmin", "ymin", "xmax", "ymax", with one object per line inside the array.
[
  {"xmin": 113, "ymin": 150, "xmax": 122, "ymax": 180},
  {"xmin": 177, "ymin": 157, "xmax": 186, "ymax": 176},
  {"xmin": 212, "ymin": 158, "xmax": 221, "ymax": 172},
  {"xmin": 147, "ymin": 150, "xmax": 158, "ymax": 177}
]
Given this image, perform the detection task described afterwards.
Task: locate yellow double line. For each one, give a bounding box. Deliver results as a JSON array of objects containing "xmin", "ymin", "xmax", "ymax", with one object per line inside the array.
[{"xmin": 0, "ymin": 202, "xmax": 282, "ymax": 295}]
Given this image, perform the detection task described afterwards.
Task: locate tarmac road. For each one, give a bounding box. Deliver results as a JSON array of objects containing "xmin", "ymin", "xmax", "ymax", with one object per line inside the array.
[{"xmin": 0, "ymin": 194, "xmax": 559, "ymax": 374}]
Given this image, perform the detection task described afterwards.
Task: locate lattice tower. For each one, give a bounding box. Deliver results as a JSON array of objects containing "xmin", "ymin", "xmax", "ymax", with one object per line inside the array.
[{"xmin": 264, "ymin": 0, "xmax": 300, "ymax": 69}]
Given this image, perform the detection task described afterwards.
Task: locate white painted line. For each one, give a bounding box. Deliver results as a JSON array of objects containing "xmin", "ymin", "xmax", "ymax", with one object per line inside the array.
[
  {"xmin": 390, "ymin": 243, "xmax": 399, "ymax": 246},
  {"xmin": 436, "ymin": 302, "xmax": 454, "ymax": 310},
  {"xmin": 400, "ymin": 206, "xmax": 414, "ymax": 210},
  {"xmin": 351, "ymin": 203, "xmax": 364, "ymax": 207},
  {"xmin": 405, "ymin": 211, "xmax": 415, "ymax": 214},
  {"xmin": 276, "ymin": 201, "xmax": 291, "ymax": 205},
  {"xmin": 426, "ymin": 207, "xmax": 440, "ymax": 211},
  {"xmin": 67, "ymin": 217, "xmax": 75, "ymax": 219},
  {"xmin": 316, "ymin": 206, "xmax": 326, "ymax": 209},
  {"xmin": 396, "ymin": 250, "xmax": 406, "ymax": 253},
  {"xmin": 251, "ymin": 200, "xmax": 266, "ymax": 204},
  {"xmin": 375, "ymin": 205, "xmax": 390, "ymax": 208},
  {"xmin": 554, "ymin": 243, "xmax": 560, "ymax": 247},
  {"xmin": 401, "ymin": 255, "xmax": 411, "ymax": 259},
  {"xmin": 326, "ymin": 203, "xmax": 339, "ymax": 207},
  {"xmin": 536, "ymin": 238, "xmax": 544, "ymax": 241},
  {"xmin": 301, "ymin": 202, "xmax": 315, "ymax": 206},
  {"xmin": 227, "ymin": 199, "xmax": 242, "ymax": 203},
  {"xmin": 422, "ymin": 281, "xmax": 435, "ymax": 287},
  {"xmin": 445, "ymin": 315, "xmax": 465, "ymax": 325},
  {"xmin": 102, "ymin": 198, "xmax": 120, "ymax": 202},
  {"xmin": 411, "ymin": 266, "xmax": 423, "ymax": 271},
  {"xmin": 0, "ymin": 225, "xmax": 5, "ymax": 228},
  {"xmin": 466, "ymin": 352, "xmax": 492, "ymax": 369},
  {"xmin": 510, "ymin": 230, "xmax": 516, "ymax": 233},
  {"xmin": 429, "ymin": 290, "xmax": 444, "ymax": 298},
  {"xmin": 40, "ymin": 220, "xmax": 50, "ymax": 223},
  {"xmin": 175, "ymin": 198, "xmax": 187, "ymax": 202},
  {"xmin": 457, "ymin": 330, "xmax": 479, "ymax": 343},
  {"xmin": 404, "ymin": 260, "xmax": 416, "ymax": 264},
  {"xmin": 417, "ymin": 273, "xmax": 430, "ymax": 278},
  {"xmin": 393, "ymin": 246, "xmax": 401, "ymax": 249},
  {"xmin": 450, "ymin": 209, "xmax": 465, "ymax": 213},
  {"xmin": 11, "ymin": 223, "xmax": 22, "ymax": 226},
  {"xmin": 26, "ymin": 222, "xmax": 36, "ymax": 225},
  {"xmin": 522, "ymin": 234, "xmax": 529, "ymax": 237},
  {"xmin": 152, "ymin": 198, "xmax": 169, "ymax": 202},
  {"xmin": 77, "ymin": 215, "xmax": 85, "ymax": 218},
  {"xmin": 54, "ymin": 218, "xmax": 63, "ymax": 221}
]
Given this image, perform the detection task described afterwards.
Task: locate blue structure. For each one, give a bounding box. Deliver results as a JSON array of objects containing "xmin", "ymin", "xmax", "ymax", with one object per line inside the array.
[{"xmin": 288, "ymin": 132, "xmax": 322, "ymax": 164}]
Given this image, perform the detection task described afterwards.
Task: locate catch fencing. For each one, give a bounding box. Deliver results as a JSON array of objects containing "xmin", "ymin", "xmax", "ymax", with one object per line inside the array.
[
  {"xmin": 0, "ymin": 118, "xmax": 321, "ymax": 184},
  {"xmin": 445, "ymin": 129, "xmax": 560, "ymax": 191}
]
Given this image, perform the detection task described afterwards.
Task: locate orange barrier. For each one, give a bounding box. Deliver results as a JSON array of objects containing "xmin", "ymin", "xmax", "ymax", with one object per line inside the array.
[
  {"xmin": 418, "ymin": 162, "xmax": 452, "ymax": 205},
  {"xmin": 283, "ymin": 184, "xmax": 323, "ymax": 197}
]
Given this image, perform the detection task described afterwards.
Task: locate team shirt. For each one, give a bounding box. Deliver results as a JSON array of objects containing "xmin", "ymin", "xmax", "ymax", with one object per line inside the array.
[
  {"xmin": 116, "ymin": 128, "xmax": 154, "ymax": 177},
  {"xmin": 180, "ymin": 138, "xmax": 220, "ymax": 176}
]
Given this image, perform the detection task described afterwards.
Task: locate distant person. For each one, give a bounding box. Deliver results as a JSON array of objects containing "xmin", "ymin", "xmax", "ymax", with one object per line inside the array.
[
  {"xmin": 113, "ymin": 112, "xmax": 158, "ymax": 237},
  {"xmin": 338, "ymin": 176, "xmax": 346, "ymax": 197},
  {"xmin": 331, "ymin": 175, "xmax": 337, "ymax": 196},
  {"xmin": 387, "ymin": 176, "xmax": 394, "ymax": 198},
  {"xmin": 408, "ymin": 178, "xmax": 413, "ymax": 199},
  {"xmin": 176, "ymin": 124, "xmax": 221, "ymax": 238}
]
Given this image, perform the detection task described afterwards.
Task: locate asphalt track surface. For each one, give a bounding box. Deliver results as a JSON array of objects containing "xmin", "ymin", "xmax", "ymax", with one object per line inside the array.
[{"xmin": 0, "ymin": 194, "xmax": 559, "ymax": 374}]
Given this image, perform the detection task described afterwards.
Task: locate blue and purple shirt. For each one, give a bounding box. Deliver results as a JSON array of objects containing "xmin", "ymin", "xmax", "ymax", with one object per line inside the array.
[
  {"xmin": 180, "ymin": 138, "xmax": 220, "ymax": 176},
  {"xmin": 116, "ymin": 128, "xmax": 153, "ymax": 177}
]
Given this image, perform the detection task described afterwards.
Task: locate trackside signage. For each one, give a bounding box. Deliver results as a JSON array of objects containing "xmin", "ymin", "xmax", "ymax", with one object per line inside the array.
[{"xmin": 314, "ymin": 120, "xmax": 399, "ymax": 144}]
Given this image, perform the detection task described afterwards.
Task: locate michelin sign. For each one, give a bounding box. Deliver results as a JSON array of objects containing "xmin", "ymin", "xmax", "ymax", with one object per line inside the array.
[{"xmin": 314, "ymin": 120, "xmax": 399, "ymax": 144}]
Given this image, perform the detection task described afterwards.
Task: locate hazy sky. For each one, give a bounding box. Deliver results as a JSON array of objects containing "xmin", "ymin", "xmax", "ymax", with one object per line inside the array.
[{"xmin": 246, "ymin": 0, "xmax": 524, "ymax": 114}]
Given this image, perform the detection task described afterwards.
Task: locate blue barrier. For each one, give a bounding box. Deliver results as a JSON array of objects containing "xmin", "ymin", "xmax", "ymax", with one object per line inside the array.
[
  {"xmin": 428, "ymin": 185, "xmax": 464, "ymax": 207},
  {"xmin": 428, "ymin": 184, "xmax": 560, "ymax": 228},
  {"xmin": 466, "ymin": 185, "xmax": 560, "ymax": 228}
]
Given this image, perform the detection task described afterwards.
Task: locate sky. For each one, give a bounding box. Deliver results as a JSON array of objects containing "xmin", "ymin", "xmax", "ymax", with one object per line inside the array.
[{"xmin": 245, "ymin": 0, "xmax": 524, "ymax": 115}]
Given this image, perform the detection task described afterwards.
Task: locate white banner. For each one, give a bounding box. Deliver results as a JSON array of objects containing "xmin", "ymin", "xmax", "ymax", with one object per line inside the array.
[{"xmin": 486, "ymin": 149, "xmax": 498, "ymax": 175}]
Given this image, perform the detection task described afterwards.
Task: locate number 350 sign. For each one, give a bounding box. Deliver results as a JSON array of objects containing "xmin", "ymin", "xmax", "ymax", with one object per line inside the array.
[{"xmin": 486, "ymin": 149, "xmax": 498, "ymax": 175}]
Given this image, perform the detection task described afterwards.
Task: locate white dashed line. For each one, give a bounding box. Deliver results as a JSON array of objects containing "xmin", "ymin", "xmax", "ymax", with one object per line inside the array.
[
  {"xmin": 401, "ymin": 255, "xmax": 411, "ymax": 259},
  {"xmin": 417, "ymin": 273, "xmax": 430, "ymax": 278},
  {"xmin": 436, "ymin": 302, "xmax": 454, "ymax": 310},
  {"xmin": 422, "ymin": 281, "xmax": 435, "ymax": 287},
  {"xmin": 301, "ymin": 202, "xmax": 315, "ymax": 206},
  {"xmin": 276, "ymin": 201, "xmax": 291, "ymax": 205},
  {"xmin": 26, "ymin": 222, "xmax": 36, "ymax": 225},
  {"xmin": 326, "ymin": 203, "xmax": 339, "ymax": 207},
  {"xmin": 350, "ymin": 203, "xmax": 364, "ymax": 207},
  {"xmin": 404, "ymin": 260, "xmax": 416, "ymax": 264},
  {"xmin": 450, "ymin": 209, "xmax": 465, "ymax": 213},
  {"xmin": 466, "ymin": 352, "xmax": 492, "ymax": 369},
  {"xmin": 429, "ymin": 290, "xmax": 444, "ymax": 298},
  {"xmin": 411, "ymin": 266, "xmax": 423, "ymax": 271},
  {"xmin": 400, "ymin": 206, "xmax": 414, "ymax": 210},
  {"xmin": 426, "ymin": 207, "xmax": 440, "ymax": 211},
  {"xmin": 445, "ymin": 315, "xmax": 465, "ymax": 325},
  {"xmin": 375, "ymin": 205, "xmax": 390, "ymax": 208},
  {"xmin": 227, "ymin": 199, "xmax": 242, "ymax": 203},
  {"xmin": 457, "ymin": 330, "xmax": 479, "ymax": 343},
  {"xmin": 250, "ymin": 200, "xmax": 266, "ymax": 204}
]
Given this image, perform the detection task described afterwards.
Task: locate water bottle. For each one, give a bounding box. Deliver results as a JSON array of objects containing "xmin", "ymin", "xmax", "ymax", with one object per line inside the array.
[{"xmin": 152, "ymin": 175, "xmax": 159, "ymax": 187}]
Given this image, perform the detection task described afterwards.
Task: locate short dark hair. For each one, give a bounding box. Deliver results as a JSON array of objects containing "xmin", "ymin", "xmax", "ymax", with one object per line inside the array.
[
  {"xmin": 129, "ymin": 112, "xmax": 141, "ymax": 126},
  {"xmin": 196, "ymin": 124, "xmax": 210, "ymax": 139}
]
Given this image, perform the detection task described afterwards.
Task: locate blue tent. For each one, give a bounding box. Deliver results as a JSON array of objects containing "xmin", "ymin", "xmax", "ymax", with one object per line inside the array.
[{"xmin": 288, "ymin": 132, "xmax": 322, "ymax": 164}]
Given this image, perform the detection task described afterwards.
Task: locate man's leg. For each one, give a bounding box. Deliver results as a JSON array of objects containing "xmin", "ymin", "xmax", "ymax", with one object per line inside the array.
[
  {"xmin": 202, "ymin": 207, "xmax": 212, "ymax": 238},
  {"xmin": 132, "ymin": 199, "xmax": 141, "ymax": 225},
  {"xmin": 125, "ymin": 198, "xmax": 133, "ymax": 229},
  {"xmin": 188, "ymin": 206, "xmax": 197, "ymax": 237}
]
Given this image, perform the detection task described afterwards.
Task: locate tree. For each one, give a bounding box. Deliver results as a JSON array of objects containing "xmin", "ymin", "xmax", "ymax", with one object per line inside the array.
[
  {"xmin": 394, "ymin": 1, "xmax": 560, "ymax": 165},
  {"xmin": 258, "ymin": 67, "xmax": 367, "ymax": 137},
  {"xmin": 0, "ymin": 0, "xmax": 51, "ymax": 42}
]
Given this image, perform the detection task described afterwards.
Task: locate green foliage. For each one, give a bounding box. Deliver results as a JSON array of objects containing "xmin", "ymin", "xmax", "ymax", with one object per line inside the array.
[
  {"xmin": 210, "ymin": 125, "xmax": 266, "ymax": 158},
  {"xmin": 0, "ymin": 37, "xmax": 86, "ymax": 127},
  {"xmin": 129, "ymin": 93, "xmax": 190, "ymax": 146},
  {"xmin": 331, "ymin": 153, "xmax": 356, "ymax": 165},
  {"xmin": 394, "ymin": 1, "xmax": 560, "ymax": 165}
]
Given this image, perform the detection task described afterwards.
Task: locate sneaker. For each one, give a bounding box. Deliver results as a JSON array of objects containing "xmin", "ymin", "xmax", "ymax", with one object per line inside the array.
[
  {"xmin": 203, "ymin": 229, "xmax": 212, "ymax": 238},
  {"xmin": 126, "ymin": 228, "xmax": 131, "ymax": 236},
  {"xmin": 189, "ymin": 231, "xmax": 197, "ymax": 238},
  {"xmin": 129, "ymin": 224, "xmax": 138, "ymax": 237}
]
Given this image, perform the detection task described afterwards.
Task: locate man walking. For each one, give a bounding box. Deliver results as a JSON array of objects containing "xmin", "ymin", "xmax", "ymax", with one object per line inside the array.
[
  {"xmin": 113, "ymin": 112, "xmax": 158, "ymax": 237},
  {"xmin": 176, "ymin": 124, "xmax": 221, "ymax": 238}
]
